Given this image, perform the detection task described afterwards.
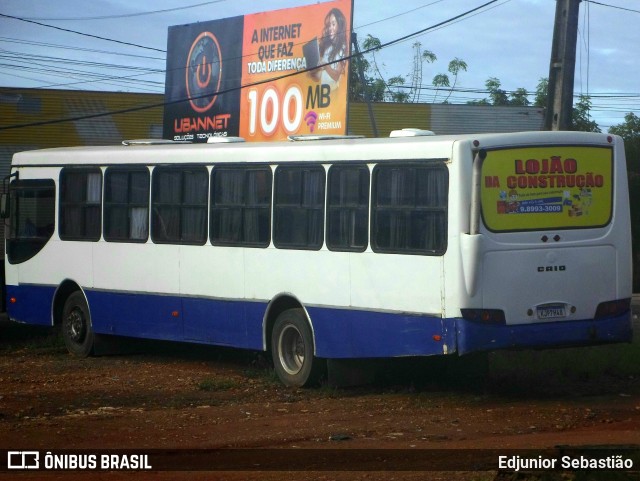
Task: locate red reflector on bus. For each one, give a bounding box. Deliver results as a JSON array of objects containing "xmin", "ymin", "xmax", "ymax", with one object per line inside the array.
[
  {"xmin": 460, "ymin": 308, "xmax": 505, "ymax": 324},
  {"xmin": 432, "ymin": 335, "xmax": 442, "ymax": 342},
  {"xmin": 9, "ymin": 297, "xmax": 16, "ymax": 304},
  {"xmin": 594, "ymin": 299, "xmax": 630, "ymax": 319}
]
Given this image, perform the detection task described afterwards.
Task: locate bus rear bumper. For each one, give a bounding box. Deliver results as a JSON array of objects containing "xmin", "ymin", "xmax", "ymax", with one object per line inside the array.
[{"xmin": 456, "ymin": 312, "xmax": 633, "ymax": 355}]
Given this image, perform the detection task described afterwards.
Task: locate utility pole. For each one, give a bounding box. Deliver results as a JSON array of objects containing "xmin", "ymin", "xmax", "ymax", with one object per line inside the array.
[
  {"xmin": 544, "ymin": 0, "xmax": 581, "ymax": 131},
  {"xmin": 351, "ymin": 33, "xmax": 378, "ymax": 137}
]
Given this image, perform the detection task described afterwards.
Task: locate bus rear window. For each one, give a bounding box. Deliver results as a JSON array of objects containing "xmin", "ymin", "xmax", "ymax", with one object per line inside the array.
[{"xmin": 480, "ymin": 146, "xmax": 613, "ymax": 232}]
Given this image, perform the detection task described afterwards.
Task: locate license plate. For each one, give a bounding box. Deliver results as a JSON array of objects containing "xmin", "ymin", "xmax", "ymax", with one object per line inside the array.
[{"xmin": 537, "ymin": 304, "xmax": 567, "ymax": 320}]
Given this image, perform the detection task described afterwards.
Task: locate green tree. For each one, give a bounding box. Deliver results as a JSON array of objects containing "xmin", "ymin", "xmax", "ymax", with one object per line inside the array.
[
  {"xmin": 531, "ymin": 78, "xmax": 600, "ymax": 132},
  {"xmin": 387, "ymin": 75, "xmax": 409, "ymax": 103},
  {"xmin": 349, "ymin": 35, "xmax": 464, "ymax": 104},
  {"xmin": 467, "ymin": 98, "xmax": 490, "ymax": 106},
  {"xmin": 609, "ymin": 112, "xmax": 640, "ymax": 173},
  {"xmin": 611, "ymin": 112, "xmax": 640, "ymax": 291},
  {"xmin": 571, "ymin": 95, "xmax": 601, "ymax": 133},
  {"xmin": 349, "ymin": 35, "xmax": 387, "ymax": 102},
  {"xmin": 509, "ymin": 88, "xmax": 530, "ymax": 106},
  {"xmin": 349, "ymin": 54, "xmax": 377, "ymax": 102},
  {"xmin": 349, "ymin": 35, "xmax": 409, "ymax": 103},
  {"xmin": 486, "ymin": 77, "xmax": 510, "ymax": 106},
  {"xmin": 467, "ymin": 77, "xmax": 511, "ymax": 106},
  {"xmin": 431, "ymin": 73, "xmax": 449, "ymax": 103},
  {"xmin": 534, "ymin": 77, "xmax": 548, "ymax": 107},
  {"xmin": 433, "ymin": 58, "xmax": 467, "ymax": 103}
]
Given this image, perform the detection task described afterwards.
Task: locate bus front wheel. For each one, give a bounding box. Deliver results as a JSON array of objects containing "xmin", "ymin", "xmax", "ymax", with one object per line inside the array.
[
  {"xmin": 62, "ymin": 291, "xmax": 95, "ymax": 358},
  {"xmin": 271, "ymin": 309, "xmax": 323, "ymax": 387}
]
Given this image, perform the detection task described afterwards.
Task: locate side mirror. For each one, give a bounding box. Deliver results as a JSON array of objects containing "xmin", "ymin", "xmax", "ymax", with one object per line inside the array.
[{"xmin": 0, "ymin": 193, "xmax": 9, "ymax": 219}]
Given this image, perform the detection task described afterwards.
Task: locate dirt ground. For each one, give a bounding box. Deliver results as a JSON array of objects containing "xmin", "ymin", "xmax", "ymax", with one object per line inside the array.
[{"xmin": 0, "ymin": 317, "xmax": 639, "ymax": 481}]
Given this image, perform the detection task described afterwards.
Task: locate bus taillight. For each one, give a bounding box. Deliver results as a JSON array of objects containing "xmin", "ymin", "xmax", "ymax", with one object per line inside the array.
[
  {"xmin": 460, "ymin": 308, "xmax": 505, "ymax": 324},
  {"xmin": 594, "ymin": 299, "xmax": 631, "ymax": 319}
]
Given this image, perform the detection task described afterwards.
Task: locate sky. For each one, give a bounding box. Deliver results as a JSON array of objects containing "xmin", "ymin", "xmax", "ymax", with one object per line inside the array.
[{"xmin": 0, "ymin": 0, "xmax": 638, "ymax": 131}]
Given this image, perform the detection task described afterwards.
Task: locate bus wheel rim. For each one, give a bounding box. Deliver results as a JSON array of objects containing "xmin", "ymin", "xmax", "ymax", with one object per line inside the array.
[
  {"xmin": 278, "ymin": 324, "xmax": 305, "ymax": 375},
  {"xmin": 66, "ymin": 308, "xmax": 86, "ymax": 343}
]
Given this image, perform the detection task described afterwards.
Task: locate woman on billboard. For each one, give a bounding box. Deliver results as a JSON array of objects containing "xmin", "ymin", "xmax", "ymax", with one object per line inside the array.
[{"xmin": 312, "ymin": 8, "xmax": 348, "ymax": 90}]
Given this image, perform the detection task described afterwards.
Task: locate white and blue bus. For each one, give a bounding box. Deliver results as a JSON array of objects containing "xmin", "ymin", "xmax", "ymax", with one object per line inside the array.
[{"xmin": 3, "ymin": 130, "xmax": 633, "ymax": 386}]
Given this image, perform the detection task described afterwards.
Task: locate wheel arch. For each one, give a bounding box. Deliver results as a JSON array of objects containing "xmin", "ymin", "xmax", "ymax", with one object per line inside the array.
[
  {"xmin": 52, "ymin": 279, "xmax": 88, "ymax": 327},
  {"xmin": 262, "ymin": 293, "xmax": 316, "ymax": 354}
]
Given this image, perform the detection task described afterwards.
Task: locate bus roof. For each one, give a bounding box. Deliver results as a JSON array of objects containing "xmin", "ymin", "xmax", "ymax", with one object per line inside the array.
[{"xmin": 11, "ymin": 130, "xmax": 618, "ymax": 167}]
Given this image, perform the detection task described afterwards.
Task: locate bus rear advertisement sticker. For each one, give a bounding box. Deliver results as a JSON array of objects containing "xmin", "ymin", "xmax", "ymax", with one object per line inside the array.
[{"xmin": 480, "ymin": 146, "xmax": 613, "ymax": 232}]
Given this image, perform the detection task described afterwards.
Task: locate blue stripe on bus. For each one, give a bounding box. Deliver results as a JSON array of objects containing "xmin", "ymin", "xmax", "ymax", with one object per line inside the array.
[
  {"xmin": 6, "ymin": 284, "xmax": 56, "ymax": 326},
  {"xmin": 5, "ymin": 284, "xmax": 453, "ymax": 357},
  {"xmin": 5, "ymin": 284, "xmax": 633, "ymax": 358},
  {"xmin": 85, "ymin": 290, "xmax": 265, "ymax": 350},
  {"xmin": 456, "ymin": 314, "xmax": 633, "ymax": 354},
  {"xmin": 307, "ymin": 306, "xmax": 456, "ymax": 358}
]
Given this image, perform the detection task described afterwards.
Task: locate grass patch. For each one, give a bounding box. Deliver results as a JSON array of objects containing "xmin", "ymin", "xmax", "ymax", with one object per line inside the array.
[
  {"xmin": 488, "ymin": 318, "xmax": 640, "ymax": 392},
  {"xmin": 196, "ymin": 377, "xmax": 240, "ymax": 392},
  {"xmin": 0, "ymin": 321, "xmax": 65, "ymax": 354},
  {"xmin": 488, "ymin": 339, "xmax": 640, "ymax": 396},
  {"xmin": 242, "ymin": 366, "xmax": 280, "ymax": 385},
  {"xmin": 492, "ymin": 337, "xmax": 640, "ymax": 378}
]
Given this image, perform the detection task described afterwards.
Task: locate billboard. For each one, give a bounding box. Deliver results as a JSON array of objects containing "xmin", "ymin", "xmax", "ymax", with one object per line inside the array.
[
  {"xmin": 480, "ymin": 146, "xmax": 613, "ymax": 232},
  {"xmin": 163, "ymin": 0, "xmax": 353, "ymax": 142}
]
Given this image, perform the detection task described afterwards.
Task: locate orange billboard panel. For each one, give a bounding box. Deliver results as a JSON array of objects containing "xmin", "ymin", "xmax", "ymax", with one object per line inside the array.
[
  {"xmin": 240, "ymin": 0, "xmax": 352, "ymax": 141},
  {"xmin": 163, "ymin": 0, "xmax": 353, "ymax": 142}
]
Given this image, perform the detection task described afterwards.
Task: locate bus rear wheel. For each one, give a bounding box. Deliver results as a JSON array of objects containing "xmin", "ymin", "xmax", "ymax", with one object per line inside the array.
[
  {"xmin": 271, "ymin": 309, "xmax": 323, "ymax": 387},
  {"xmin": 62, "ymin": 291, "xmax": 95, "ymax": 358}
]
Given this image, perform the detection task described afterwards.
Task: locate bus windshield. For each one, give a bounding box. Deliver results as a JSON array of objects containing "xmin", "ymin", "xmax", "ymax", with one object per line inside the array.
[{"xmin": 480, "ymin": 145, "xmax": 613, "ymax": 232}]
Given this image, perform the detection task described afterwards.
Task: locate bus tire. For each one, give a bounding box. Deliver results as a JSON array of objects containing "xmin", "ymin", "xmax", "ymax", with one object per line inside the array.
[
  {"xmin": 62, "ymin": 291, "xmax": 95, "ymax": 358},
  {"xmin": 271, "ymin": 308, "xmax": 322, "ymax": 387}
]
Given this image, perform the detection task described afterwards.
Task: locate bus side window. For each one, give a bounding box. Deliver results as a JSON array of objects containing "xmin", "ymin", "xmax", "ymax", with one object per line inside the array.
[
  {"xmin": 151, "ymin": 166, "xmax": 208, "ymax": 245},
  {"xmin": 273, "ymin": 165, "xmax": 325, "ymax": 250},
  {"xmin": 327, "ymin": 165, "xmax": 369, "ymax": 252},
  {"xmin": 104, "ymin": 167, "xmax": 150, "ymax": 243},
  {"xmin": 210, "ymin": 166, "xmax": 272, "ymax": 247},
  {"xmin": 7, "ymin": 179, "xmax": 56, "ymax": 264},
  {"xmin": 371, "ymin": 163, "xmax": 448, "ymax": 255},
  {"xmin": 59, "ymin": 168, "xmax": 102, "ymax": 241}
]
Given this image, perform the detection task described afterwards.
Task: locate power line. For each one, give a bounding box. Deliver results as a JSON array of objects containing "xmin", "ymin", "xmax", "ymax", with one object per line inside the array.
[
  {"xmin": 0, "ymin": 0, "xmax": 501, "ymax": 132},
  {"xmin": 0, "ymin": 13, "xmax": 165, "ymax": 53},
  {"xmin": 0, "ymin": 36, "xmax": 165, "ymax": 61},
  {"xmin": 0, "ymin": 36, "xmax": 165, "ymax": 91},
  {"xmin": 18, "ymin": 1, "xmax": 229, "ymax": 21},
  {"xmin": 0, "ymin": 48, "xmax": 164, "ymax": 91},
  {"xmin": 3, "ymin": 0, "xmax": 636, "ymax": 126},
  {"xmin": 2, "ymin": 0, "xmax": 503, "ymax": 94},
  {"xmin": 0, "ymin": 50, "xmax": 164, "ymax": 73},
  {"xmin": 1, "ymin": 0, "xmax": 513, "ymax": 92},
  {"xmin": 585, "ymin": 0, "xmax": 640, "ymax": 14},
  {"xmin": 356, "ymin": 0, "xmax": 449, "ymax": 29},
  {"xmin": 0, "ymin": 61, "xmax": 163, "ymax": 92},
  {"xmin": 385, "ymin": 0, "xmax": 513, "ymax": 49}
]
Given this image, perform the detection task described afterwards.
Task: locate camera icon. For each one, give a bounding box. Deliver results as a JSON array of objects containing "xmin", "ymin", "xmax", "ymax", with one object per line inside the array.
[{"xmin": 7, "ymin": 451, "xmax": 40, "ymax": 469}]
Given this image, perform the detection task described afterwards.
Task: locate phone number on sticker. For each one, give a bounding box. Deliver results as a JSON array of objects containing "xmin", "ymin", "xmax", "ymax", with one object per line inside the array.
[{"xmin": 518, "ymin": 205, "xmax": 562, "ymax": 213}]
